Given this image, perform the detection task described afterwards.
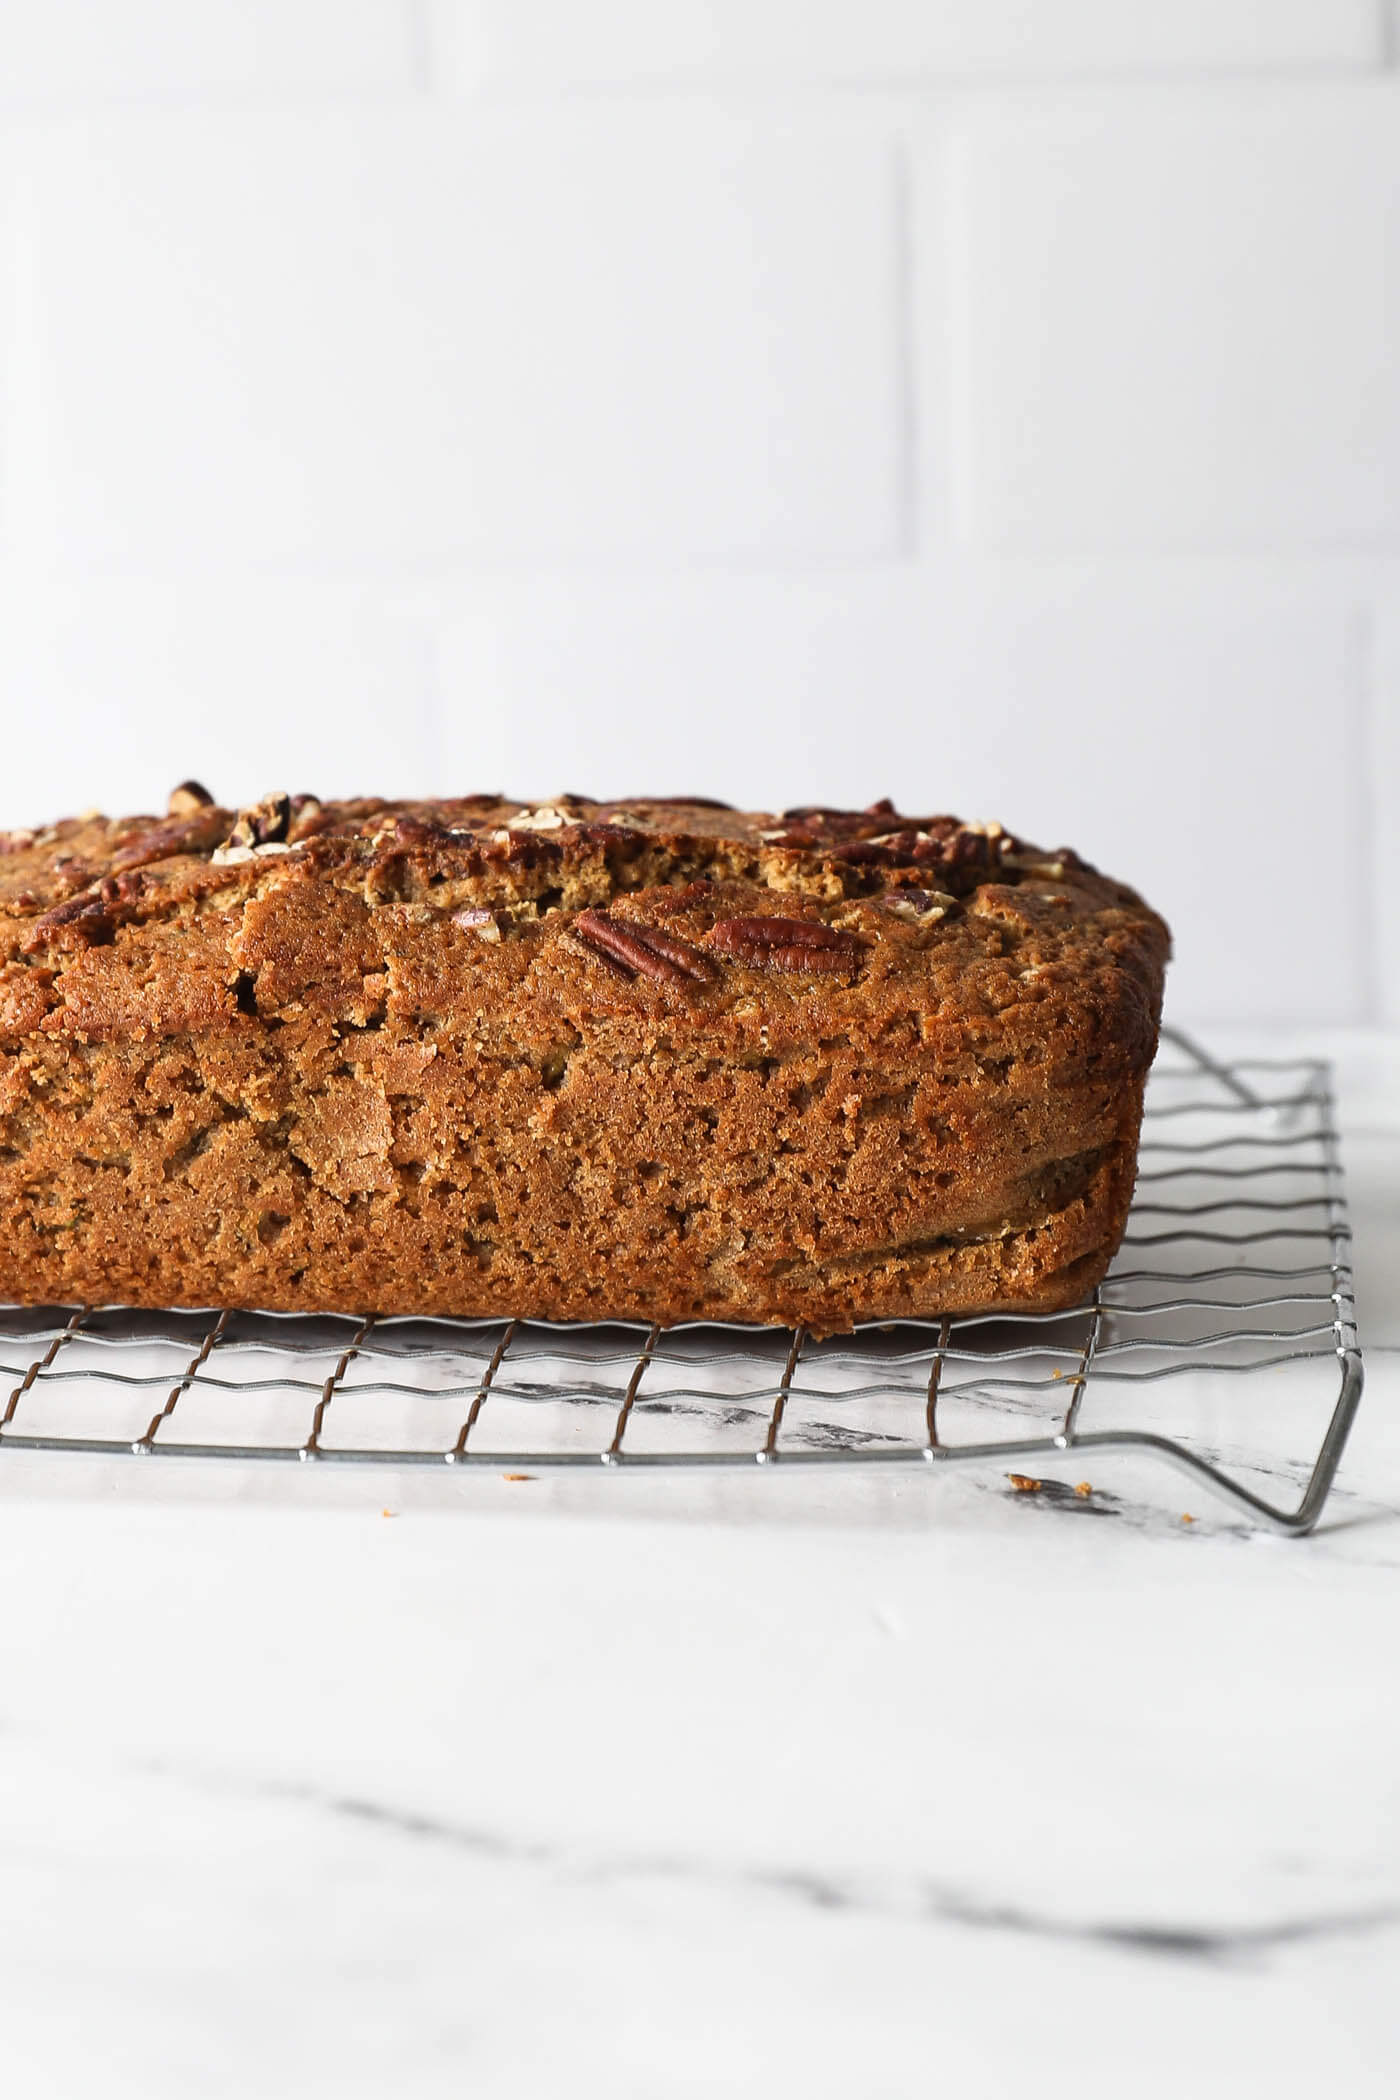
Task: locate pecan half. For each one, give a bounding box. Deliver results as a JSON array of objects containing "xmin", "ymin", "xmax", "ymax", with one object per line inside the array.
[
  {"xmin": 577, "ymin": 820, "xmax": 648, "ymax": 853},
  {"xmin": 22, "ymin": 871, "xmax": 149, "ymax": 953},
  {"xmin": 393, "ymin": 812, "xmax": 479, "ymax": 850},
  {"xmin": 167, "ymin": 779, "xmax": 214, "ymax": 817},
  {"xmin": 111, "ymin": 806, "xmax": 231, "ymax": 874},
  {"xmin": 641, "ymin": 796, "xmax": 734, "ymax": 810},
  {"xmin": 780, "ymin": 802, "xmax": 894, "ymax": 823},
  {"xmin": 573, "ymin": 909, "xmax": 718, "ymax": 987},
  {"xmin": 708, "ymin": 915, "xmax": 862, "ymax": 974}
]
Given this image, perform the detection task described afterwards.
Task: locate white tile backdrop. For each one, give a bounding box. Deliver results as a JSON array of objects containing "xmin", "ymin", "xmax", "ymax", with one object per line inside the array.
[{"xmin": 0, "ymin": 2, "xmax": 1396, "ymax": 1026}]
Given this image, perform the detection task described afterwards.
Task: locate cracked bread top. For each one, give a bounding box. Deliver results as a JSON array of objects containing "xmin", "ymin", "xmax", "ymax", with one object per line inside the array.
[{"xmin": 0, "ymin": 788, "xmax": 1169, "ymax": 1072}]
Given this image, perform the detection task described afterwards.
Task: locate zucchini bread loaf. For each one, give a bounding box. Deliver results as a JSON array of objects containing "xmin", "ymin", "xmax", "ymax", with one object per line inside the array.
[{"xmin": 0, "ymin": 788, "xmax": 1168, "ymax": 1332}]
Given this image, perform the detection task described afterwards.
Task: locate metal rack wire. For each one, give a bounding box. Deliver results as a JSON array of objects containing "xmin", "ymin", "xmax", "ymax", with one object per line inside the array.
[{"xmin": 0, "ymin": 1030, "xmax": 1363, "ymax": 1533}]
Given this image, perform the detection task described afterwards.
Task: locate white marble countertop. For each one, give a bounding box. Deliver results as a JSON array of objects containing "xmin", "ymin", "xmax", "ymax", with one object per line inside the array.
[{"xmin": 1, "ymin": 1028, "xmax": 1396, "ymax": 2098}]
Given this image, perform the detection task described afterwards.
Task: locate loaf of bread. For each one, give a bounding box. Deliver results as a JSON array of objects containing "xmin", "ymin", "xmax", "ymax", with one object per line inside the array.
[{"xmin": 0, "ymin": 789, "xmax": 1168, "ymax": 1333}]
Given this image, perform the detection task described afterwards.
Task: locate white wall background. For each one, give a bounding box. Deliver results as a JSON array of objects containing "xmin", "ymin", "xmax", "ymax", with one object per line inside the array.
[{"xmin": 0, "ymin": 1, "xmax": 1396, "ymax": 1026}]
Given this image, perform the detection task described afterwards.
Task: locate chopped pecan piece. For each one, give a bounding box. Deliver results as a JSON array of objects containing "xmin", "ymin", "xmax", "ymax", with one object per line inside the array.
[
  {"xmin": 768, "ymin": 802, "xmax": 908, "ymax": 850},
  {"xmin": 49, "ymin": 853, "xmax": 94, "ymax": 894},
  {"xmin": 573, "ymin": 909, "xmax": 718, "ymax": 986},
  {"xmin": 880, "ymin": 886, "xmax": 957, "ymax": 925},
  {"xmin": 708, "ymin": 915, "xmax": 862, "ymax": 974},
  {"xmin": 167, "ymin": 779, "xmax": 214, "ymax": 817},
  {"xmin": 1000, "ymin": 848, "xmax": 1074, "ymax": 880},
  {"xmin": 452, "ymin": 906, "xmax": 502, "ymax": 944},
  {"xmin": 508, "ymin": 803, "xmax": 570, "ymax": 833},
  {"xmin": 832, "ymin": 823, "xmax": 1006, "ymax": 886},
  {"xmin": 487, "ymin": 827, "xmax": 564, "ymax": 870},
  {"xmin": 221, "ymin": 791, "xmax": 291, "ymax": 855},
  {"xmin": 830, "ymin": 830, "xmax": 934, "ymax": 868},
  {"xmin": 287, "ymin": 794, "xmax": 327, "ymax": 840}
]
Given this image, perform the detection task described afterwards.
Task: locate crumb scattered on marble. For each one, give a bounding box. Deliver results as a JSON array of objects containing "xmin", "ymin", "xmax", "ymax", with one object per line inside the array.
[
  {"xmin": 381, "ymin": 1508, "xmax": 397, "ymax": 1519},
  {"xmin": 1008, "ymin": 1473, "xmax": 1043, "ymax": 1493},
  {"xmin": 1181, "ymin": 1512, "xmax": 1196, "ymax": 1525},
  {"xmin": 503, "ymin": 1472, "xmax": 535, "ymax": 1483},
  {"xmin": 1074, "ymin": 1481, "xmax": 1093, "ymax": 1498}
]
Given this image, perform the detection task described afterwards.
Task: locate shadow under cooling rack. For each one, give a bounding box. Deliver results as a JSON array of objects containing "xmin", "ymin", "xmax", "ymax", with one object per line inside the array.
[{"xmin": 0, "ymin": 1030, "xmax": 1363, "ymax": 1534}]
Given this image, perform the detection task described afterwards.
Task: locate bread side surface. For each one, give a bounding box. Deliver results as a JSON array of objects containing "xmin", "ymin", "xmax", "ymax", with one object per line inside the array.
[{"xmin": 0, "ymin": 792, "xmax": 1169, "ymax": 1331}]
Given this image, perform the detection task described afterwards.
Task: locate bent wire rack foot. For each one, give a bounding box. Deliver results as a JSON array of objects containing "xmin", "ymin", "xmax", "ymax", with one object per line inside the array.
[{"xmin": 0, "ymin": 1032, "xmax": 1363, "ymax": 1534}]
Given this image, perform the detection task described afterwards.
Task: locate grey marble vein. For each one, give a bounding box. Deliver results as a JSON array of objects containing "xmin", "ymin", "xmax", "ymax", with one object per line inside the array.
[{"xmin": 131, "ymin": 1752, "xmax": 1400, "ymax": 1971}]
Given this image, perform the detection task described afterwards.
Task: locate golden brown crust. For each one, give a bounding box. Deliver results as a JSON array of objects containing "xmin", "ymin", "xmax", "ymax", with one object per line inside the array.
[{"xmin": 0, "ymin": 791, "xmax": 1169, "ymax": 1332}]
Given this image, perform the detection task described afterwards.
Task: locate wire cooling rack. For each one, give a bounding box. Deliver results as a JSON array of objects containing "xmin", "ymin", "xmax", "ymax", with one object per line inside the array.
[{"xmin": 0, "ymin": 1031, "xmax": 1362, "ymax": 1533}]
